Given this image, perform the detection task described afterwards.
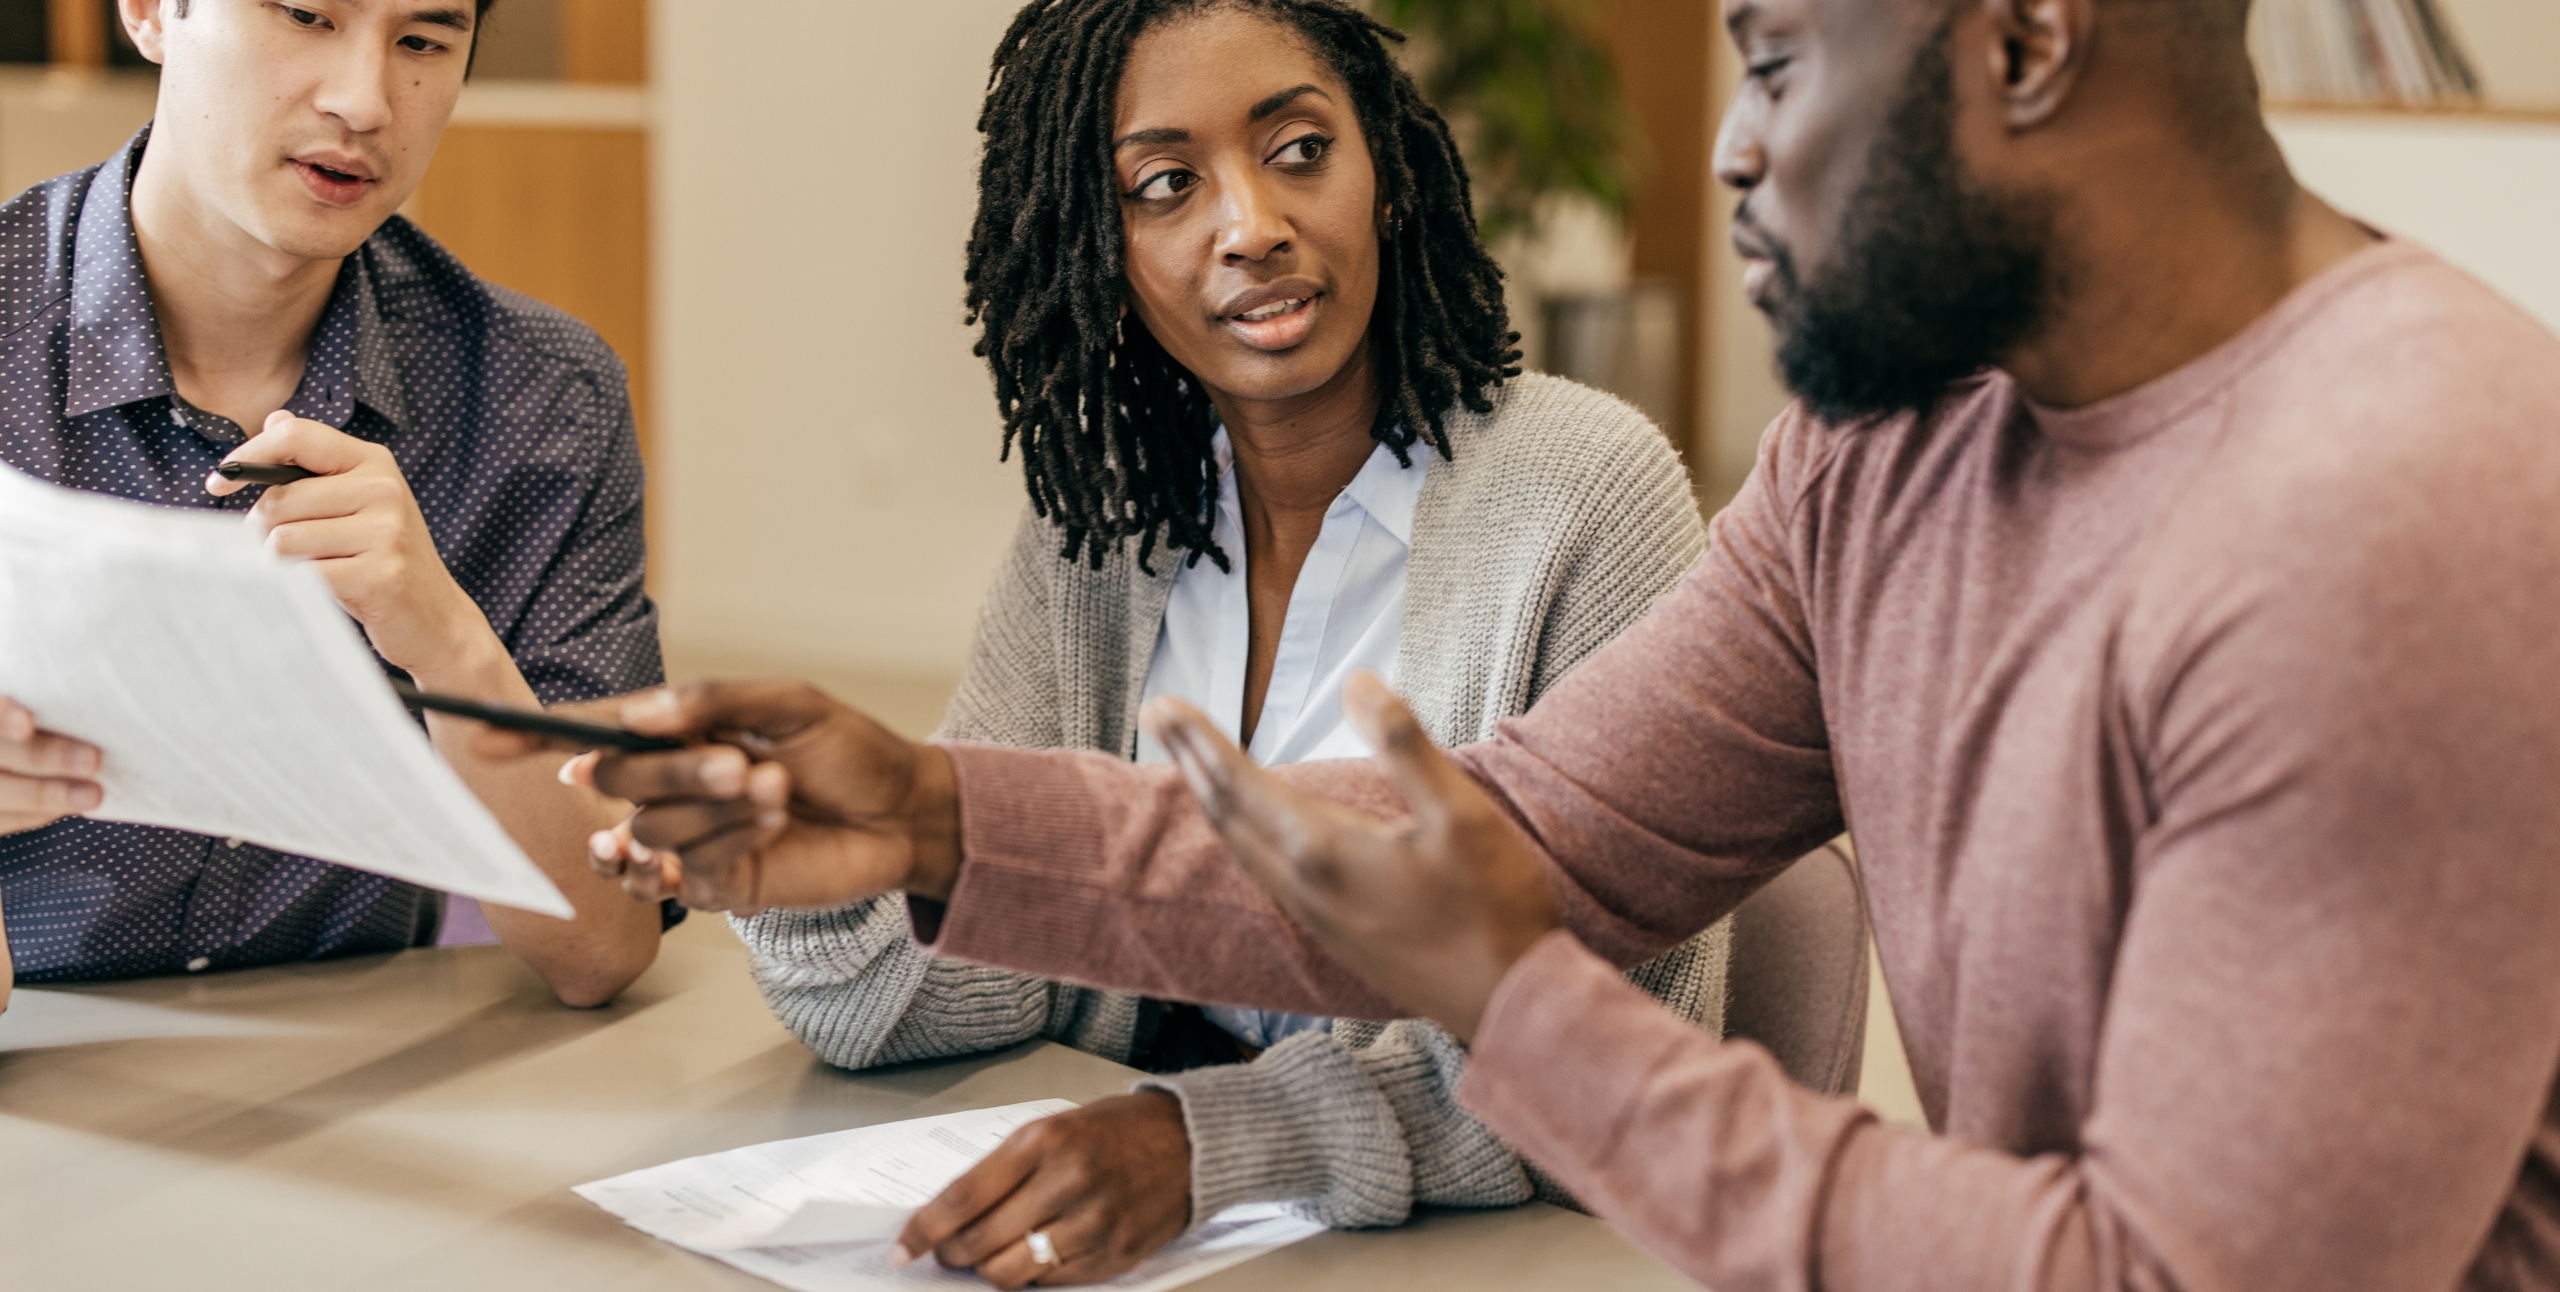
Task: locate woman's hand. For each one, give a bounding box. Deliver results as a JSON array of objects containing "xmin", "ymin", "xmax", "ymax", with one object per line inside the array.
[
  {"xmin": 892, "ymin": 1093, "xmax": 1194, "ymax": 1289},
  {"xmin": 480, "ymin": 680, "xmax": 963, "ymax": 914}
]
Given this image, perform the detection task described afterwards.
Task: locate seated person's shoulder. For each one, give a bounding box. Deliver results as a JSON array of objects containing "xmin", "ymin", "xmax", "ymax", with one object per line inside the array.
[
  {"xmin": 1447, "ymin": 372, "xmax": 1693, "ymax": 505},
  {"xmin": 2136, "ymin": 249, "xmax": 2560, "ymax": 639},
  {"xmin": 0, "ymin": 167, "xmax": 103, "ymax": 334},
  {"xmin": 362, "ymin": 217, "xmax": 631, "ymax": 391},
  {"xmin": 2218, "ymin": 247, "xmax": 2560, "ymax": 526}
]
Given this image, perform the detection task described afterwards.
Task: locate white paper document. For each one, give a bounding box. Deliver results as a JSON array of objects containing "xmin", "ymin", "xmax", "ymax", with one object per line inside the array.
[
  {"xmin": 576, "ymin": 1101, "xmax": 1326, "ymax": 1292},
  {"xmin": 0, "ymin": 462, "xmax": 571, "ymax": 916}
]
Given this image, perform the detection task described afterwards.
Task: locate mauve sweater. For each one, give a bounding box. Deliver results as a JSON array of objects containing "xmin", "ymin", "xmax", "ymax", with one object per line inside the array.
[{"xmin": 920, "ymin": 240, "xmax": 2560, "ymax": 1291}]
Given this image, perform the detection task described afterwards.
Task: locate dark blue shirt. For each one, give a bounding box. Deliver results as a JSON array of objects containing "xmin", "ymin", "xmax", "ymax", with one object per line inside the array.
[{"xmin": 0, "ymin": 130, "xmax": 664, "ymax": 981}]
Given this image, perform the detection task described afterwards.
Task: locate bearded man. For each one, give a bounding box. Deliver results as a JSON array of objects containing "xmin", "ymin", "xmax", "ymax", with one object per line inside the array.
[{"xmin": 511, "ymin": 0, "xmax": 2560, "ymax": 1286}]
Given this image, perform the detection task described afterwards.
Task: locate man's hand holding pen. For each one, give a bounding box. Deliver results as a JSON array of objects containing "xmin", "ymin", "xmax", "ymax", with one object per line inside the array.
[
  {"xmin": 494, "ymin": 681, "xmax": 964, "ymax": 913},
  {"xmin": 206, "ymin": 412, "xmax": 506, "ymax": 693}
]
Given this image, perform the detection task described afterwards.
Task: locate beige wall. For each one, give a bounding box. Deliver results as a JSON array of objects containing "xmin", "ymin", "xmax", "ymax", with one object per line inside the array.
[
  {"xmin": 0, "ymin": 69, "xmax": 155, "ymax": 199},
  {"xmin": 2440, "ymin": 0, "xmax": 2560, "ymax": 107},
  {"xmin": 2276, "ymin": 111, "xmax": 2560, "ymax": 329},
  {"xmin": 650, "ymin": 0, "xmax": 1028, "ymax": 684}
]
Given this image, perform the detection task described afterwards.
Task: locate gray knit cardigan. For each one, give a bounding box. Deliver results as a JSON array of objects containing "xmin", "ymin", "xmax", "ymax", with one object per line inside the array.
[{"xmin": 732, "ymin": 373, "xmax": 1728, "ymax": 1231}]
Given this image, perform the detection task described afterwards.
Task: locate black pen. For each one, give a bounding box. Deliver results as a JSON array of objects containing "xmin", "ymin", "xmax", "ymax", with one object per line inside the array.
[
  {"xmin": 390, "ymin": 680, "xmax": 686, "ymax": 753},
  {"xmin": 216, "ymin": 461, "xmax": 318, "ymax": 486}
]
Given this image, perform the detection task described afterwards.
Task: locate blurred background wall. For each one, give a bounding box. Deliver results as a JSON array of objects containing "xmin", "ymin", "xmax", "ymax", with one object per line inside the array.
[{"xmin": 649, "ymin": 1, "xmax": 1027, "ymax": 731}]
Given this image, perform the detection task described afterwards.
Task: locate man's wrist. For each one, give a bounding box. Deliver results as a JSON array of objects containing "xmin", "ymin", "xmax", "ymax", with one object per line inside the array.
[
  {"xmin": 903, "ymin": 743, "xmax": 962, "ymax": 903},
  {"xmin": 404, "ymin": 621, "xmax": 525, "ymax": 706}
]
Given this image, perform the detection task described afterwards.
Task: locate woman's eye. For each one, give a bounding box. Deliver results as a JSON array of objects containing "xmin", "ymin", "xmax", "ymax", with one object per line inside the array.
[
  {"xmin": 400, "ymin": 35, "xmax": 447, "ymax": 53},
  {"xmin": 1130, "ymin": 170, "xmax": 1195, "ymax": 201},
  {"xmin": 1274, "ymin": 134, "xmax": 1331, "ymax": 166},
  {"xmin": 280, "ymin": 5, "xmax": 327, "ymax": 27},
  {"xmin": 1748, "ymin": 58, "xmax": 1792, "ymax": 91}
]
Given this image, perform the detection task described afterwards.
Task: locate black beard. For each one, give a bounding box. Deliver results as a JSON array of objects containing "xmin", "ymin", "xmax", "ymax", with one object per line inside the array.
[{"xmin": 1759, "ymin": 23, "xmax": 2059, "ymax": 425}]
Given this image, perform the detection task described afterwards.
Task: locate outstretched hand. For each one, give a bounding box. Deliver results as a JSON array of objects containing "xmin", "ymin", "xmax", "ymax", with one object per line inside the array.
[
  {"xmin": 1141, "ymin": 671, "xmax": 1561, "ymax": 1043},
  {"xmin": 472, "ymin": 681, "xmax": 960, "ymax": 914}
]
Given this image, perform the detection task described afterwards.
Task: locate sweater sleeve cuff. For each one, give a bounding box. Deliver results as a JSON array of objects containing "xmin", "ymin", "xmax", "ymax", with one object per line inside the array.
[
  {"xmin": 1135, "ymin": 1035, "xmax": 1414, "ymax": 1231},
  {"xmin": 1457, "ymin": 929, "xmax": 1696, "ymax": 1179},
  {"xmin": 731, "ymin": 897, "xmax": 905, "ymax": 987},
  {"xmin": 921, "ymin": 741, "xmax": 1111, "ymax": 963}
]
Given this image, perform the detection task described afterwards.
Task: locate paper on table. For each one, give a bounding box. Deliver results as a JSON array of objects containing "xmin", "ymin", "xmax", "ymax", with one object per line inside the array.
[
  {"xmin": 0, "ymin": 462, "xmax": 572, "ymax": 917},
  {"xmin": 576, "ymin": 1100, "xmax": 1325, "ymax": 1292}
]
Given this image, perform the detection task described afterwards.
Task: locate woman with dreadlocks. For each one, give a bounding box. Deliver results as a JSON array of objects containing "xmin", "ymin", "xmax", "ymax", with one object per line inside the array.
[{"xmin": 732, "ymin": 1, "xmax": 1730, "ymax": 1284}]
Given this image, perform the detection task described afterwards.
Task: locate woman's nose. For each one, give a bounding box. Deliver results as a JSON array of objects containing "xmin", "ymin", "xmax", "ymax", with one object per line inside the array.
[{"xmin": 1214, "ymin": 173, "xmax": 1293, "ymax": 264}]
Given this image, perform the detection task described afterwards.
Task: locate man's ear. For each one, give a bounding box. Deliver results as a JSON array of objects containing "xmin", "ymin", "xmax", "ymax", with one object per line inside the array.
[
  {"xmin": 1979, "ymin": 0, "xmax": 2095, "ymax": 128},
  {"xmin": 117, "ymin": 0, "xmax": 172, "ymax": 66}
]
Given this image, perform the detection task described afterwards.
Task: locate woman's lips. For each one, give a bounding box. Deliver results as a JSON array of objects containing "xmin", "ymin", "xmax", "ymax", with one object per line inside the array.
[
  {"xmin": 1222, "ymin": 294, "xmax": 1319, "ymax": 351},
  {"xmin": 292, "ymin": 160, "xmax": 373, "ymax": 208}
]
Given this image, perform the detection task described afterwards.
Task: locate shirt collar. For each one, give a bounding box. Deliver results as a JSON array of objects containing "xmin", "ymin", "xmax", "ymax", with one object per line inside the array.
[
  {"xmin": 64, "ymin": 128, "xmax": 170, "ymax": 420},
  {"xmin": 62, "ymin": 124, "xmax": 408, "ymax": 438},
  {"xmin": 1208, "ymin": 426, "xmax": 1427, "ymax": 547},
  {"xmin": 1340, "ymin": 435, "xmax": 1424, "ymax": 546},
  {"xmin": 311, "ymin": 255, "xmax": 410, "ymax": 436}
]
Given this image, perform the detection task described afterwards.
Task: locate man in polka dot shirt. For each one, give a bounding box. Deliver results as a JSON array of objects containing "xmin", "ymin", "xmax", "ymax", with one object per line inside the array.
[{"xmin": 0, "ymin": 0, "xmax": 673, "ymax": 1009}]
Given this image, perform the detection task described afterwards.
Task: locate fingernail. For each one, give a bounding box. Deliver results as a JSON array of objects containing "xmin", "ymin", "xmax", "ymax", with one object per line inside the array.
[
  {"xmin": 628, "ymin": 839, "xmax": 656, "ymax": 863},
  {"xmin": 888, "ymin": 1245, "xmax": 914, "ymax": 1267},
  {"xmin": 68, "ymin": 745, "xmax": 100, "ymax": 777},
  {"xmin": 558, "ymin": 751, "xmax": 598, "ymax": 787},
  {"xmin": 1, "ymin": 707, "xmax": 30, "ymax": 742},
  {"xmin": 699, "ymin": 751, "xmax": 746, "ymax": 797},
  {"xmin": 624, "ymin": 689, "xmax": 681, "ymax": 727},
  {"xmin": 203, "ymin": 471, "xmax": 224, "ymax": 493},
  {"xmin": 588, "ymin": 830, "xmax": 619, "ymax": 862},
  {"xmin": 69, "ymin": 783, "xmax": 102, "ymax": 812}
]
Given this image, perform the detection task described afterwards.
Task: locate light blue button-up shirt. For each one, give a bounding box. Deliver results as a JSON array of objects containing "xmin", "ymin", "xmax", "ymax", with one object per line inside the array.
[{"xmin": 1135, "ymin": 428, "xmax": 1426, "ymax": 1049}]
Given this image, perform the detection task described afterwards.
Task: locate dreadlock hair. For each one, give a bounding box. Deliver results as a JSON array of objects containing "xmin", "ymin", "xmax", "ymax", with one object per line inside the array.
[{"xmin": 966, "ymin": 0, "xmax": 1521, "ymax": 572}]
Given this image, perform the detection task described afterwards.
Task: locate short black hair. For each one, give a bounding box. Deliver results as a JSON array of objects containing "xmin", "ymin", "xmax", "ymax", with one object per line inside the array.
[{"xmin": 968, "ymin": 0, "xmax": 1519, "ymax": 571}]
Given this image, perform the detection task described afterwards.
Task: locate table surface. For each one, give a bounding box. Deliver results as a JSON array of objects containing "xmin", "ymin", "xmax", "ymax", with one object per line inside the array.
[{"xmin": 0, "ymin": 916, "xmax": 1687, "ymax": 1292}]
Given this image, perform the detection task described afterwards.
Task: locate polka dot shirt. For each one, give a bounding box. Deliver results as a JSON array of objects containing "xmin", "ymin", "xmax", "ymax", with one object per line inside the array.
[{"xmin": 0, "ymin": 129, "xmax": 666, "ymax": 982}]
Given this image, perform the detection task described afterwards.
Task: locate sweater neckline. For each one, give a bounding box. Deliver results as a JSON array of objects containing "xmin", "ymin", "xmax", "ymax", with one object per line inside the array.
[{"xmin": 2022, "ymin": 237, "xmax": 2423, "ymax": 451}]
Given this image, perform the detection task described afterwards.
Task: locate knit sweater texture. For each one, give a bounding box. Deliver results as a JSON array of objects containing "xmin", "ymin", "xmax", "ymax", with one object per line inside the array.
[{"xmin": 733, "ymin": 373, "xmax": 1730, "ymax": 1229}]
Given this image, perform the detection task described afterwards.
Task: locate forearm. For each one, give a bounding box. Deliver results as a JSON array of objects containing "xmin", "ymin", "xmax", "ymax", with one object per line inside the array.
[
  {"xmin": 1465, "ymin": 885, "xmax": 2560, "ymax": 1292},
  {"xmin": 416, "ymin": 637, "xmax": 659, "ymax": 1006},
  {"xmin": 1137, "ymin": 1019, "xmax": 1544, "ymax": 1232},
  {"xmin": 928, "ymin": 744, "xmax": 1411, "ymax": 1018},
  {"xmin": 1135, "ymin": 926, "xmax": 1730, "ymax": 1233},
  {"xmin": 736, "ymin": 897, "xmax": 1071, "ymax": 1069}
]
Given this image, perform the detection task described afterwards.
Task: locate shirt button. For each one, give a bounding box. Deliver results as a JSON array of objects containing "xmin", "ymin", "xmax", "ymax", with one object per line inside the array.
[
  {"xmin": 186, "ymin": 957, "xmax": 210, "ymax": 972},
  {"xmin": 225, "ymin": 837, "xmax": 243, "ymax": 849}
]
